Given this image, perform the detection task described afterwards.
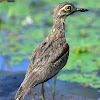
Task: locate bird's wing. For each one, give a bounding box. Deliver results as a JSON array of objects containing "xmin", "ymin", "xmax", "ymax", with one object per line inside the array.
[
  {"xmin": 22, "ymin": 40, "xmax": 69, "ymax": 88},
  {"xmin": 15, "ymin": 40, "xmax": 69, "ymax": 100},
  {"xmin": 25, "ymin": 40, "xmax": 69, "ymax": 79}
]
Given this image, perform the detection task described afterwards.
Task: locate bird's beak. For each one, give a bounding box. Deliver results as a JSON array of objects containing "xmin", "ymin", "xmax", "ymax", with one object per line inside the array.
[
  {"xmin": 76, "ymin": 8, "xmax": 89, "ymax": 12},
  {"xmin": 65, "ymin": 8, "xmax": 88, "ymax": 16}
]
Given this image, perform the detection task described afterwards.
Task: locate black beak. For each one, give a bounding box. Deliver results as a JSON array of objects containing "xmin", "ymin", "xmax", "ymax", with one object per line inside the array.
[
  {"xmin": 65, "ymin": 8, "xmax": 88, "ymax": 16},
  {"xmin": 76, "ymin": 8, "xmax": 89, "ymax": 12}
]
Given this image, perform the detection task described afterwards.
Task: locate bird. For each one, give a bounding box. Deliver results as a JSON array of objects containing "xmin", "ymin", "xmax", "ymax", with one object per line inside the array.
[{"xmin": 14, "ymin": 1, "xmax": 88, "ymax": 100}]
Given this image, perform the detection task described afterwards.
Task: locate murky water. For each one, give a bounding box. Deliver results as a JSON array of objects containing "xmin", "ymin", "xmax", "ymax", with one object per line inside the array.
[
  {"xmin": 0, "ymin": 55, "xmax": 100, "ymax": 100},
  {"xmin": 0, "ymin": 55, "xmax": 29, "ymax": 71}
]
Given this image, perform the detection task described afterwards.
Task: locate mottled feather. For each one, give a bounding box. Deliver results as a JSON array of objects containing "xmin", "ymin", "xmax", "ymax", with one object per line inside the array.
[{"xmin": 14, "ymin": 1, "xmax": 71, "ymax": 100}]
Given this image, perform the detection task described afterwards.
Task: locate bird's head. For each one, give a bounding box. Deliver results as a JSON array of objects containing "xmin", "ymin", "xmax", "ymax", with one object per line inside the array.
[{"xmin": 53, "ymin": 2, "xmax": 88, "ymax": 19}]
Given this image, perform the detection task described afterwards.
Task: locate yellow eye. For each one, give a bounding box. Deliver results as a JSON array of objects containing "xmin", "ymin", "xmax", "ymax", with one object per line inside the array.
[{"xmin": 65, "ymin": 6, "xmax": 71, "ymax": 11}]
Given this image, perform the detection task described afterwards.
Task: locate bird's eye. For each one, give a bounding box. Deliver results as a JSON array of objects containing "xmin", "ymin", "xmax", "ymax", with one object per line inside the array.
[{"xmin": 65, "ymin": 6, "xmax": 71, "ymax": 11}]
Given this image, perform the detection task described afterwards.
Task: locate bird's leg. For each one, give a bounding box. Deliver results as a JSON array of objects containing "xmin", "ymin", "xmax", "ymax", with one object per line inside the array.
[
  {"xmin": 41, "ymin": 83, "xmax": 45, "ymax": 100},
  {"xmin": 52, "ymin": 75, "xmax": 57, "ymax": 100}
]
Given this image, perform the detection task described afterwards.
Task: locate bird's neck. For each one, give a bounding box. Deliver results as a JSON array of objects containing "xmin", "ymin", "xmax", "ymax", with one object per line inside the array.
[{"xmin": 46, "ymin": 17, "xmax": 66, "ymax": 42}]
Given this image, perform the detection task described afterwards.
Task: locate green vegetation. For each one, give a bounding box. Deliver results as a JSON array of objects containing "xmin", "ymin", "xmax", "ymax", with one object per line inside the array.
[{"xmin": 0, "ymin": 0, "xmax": 100, "ymax": 88}]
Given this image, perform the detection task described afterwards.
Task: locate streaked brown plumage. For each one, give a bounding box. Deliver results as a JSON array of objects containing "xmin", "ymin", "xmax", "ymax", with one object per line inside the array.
[{"xmin": 14, "ymin": 1, "xmax": 88, "ymax": 100}]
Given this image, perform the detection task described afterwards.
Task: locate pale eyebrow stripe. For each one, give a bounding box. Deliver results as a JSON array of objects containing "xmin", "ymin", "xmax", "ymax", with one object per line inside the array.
[{"xmin": 60, "ymin": 5, "xmax": 71, "ymax": 11}]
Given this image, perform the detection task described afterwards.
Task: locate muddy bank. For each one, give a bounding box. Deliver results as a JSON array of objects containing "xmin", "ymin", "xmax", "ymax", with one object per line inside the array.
[{"xmin": 0, "ymin": 71, "xmax": 97, "ymax": 100}]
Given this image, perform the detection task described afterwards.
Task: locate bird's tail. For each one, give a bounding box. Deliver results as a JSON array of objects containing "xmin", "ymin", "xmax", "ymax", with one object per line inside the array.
[
  {"xmin": 14, "ymin": 70, "xmax": 40, "ymax": 100},
  {"xmin": 14, "ymin": 76, "xmax": 38, "ymax": 100},
  {"xmin": 14, "ymin": 63, "xmax": 43, "ymax": 100},
  {"xmin": 14, "ymin": 81, "xmax": 31, "ymax": 100}
]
